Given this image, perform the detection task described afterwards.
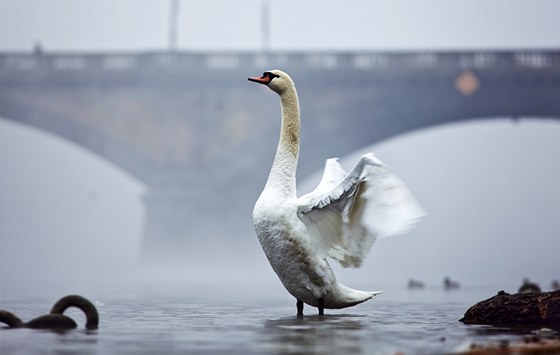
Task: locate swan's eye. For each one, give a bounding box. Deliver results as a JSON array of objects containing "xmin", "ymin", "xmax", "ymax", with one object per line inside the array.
[{"xmin": 263, "ymin": 72, "xmax": 280, "ymax": 81}]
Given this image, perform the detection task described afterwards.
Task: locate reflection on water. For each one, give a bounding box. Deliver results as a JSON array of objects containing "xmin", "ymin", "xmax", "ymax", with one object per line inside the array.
[
  {"xmin": 0, "ymin": 287, "xmax": 553, "ymax": 354},
  {"xmin": 263, "ymin": 315, "xmax": 367, "ymax": 354}
]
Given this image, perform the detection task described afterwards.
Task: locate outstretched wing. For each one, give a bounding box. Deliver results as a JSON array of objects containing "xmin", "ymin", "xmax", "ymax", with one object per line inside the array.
[{"xmin": 296, "ymin": 153, "xmax": 425, "ymax": 268}]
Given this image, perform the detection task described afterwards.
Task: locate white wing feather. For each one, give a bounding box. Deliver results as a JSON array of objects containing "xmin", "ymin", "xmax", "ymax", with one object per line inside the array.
[
  {"xmin": 299, "ymin": 158, "xmax": 348, "ymax": 199},
  {"xmin": 296, "ymin": 153, "xmax": 425, "ymax": 268}
]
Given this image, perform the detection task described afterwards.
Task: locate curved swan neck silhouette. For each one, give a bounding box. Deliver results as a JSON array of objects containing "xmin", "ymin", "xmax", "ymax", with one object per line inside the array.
[
  {"xmin": 50, "ymin": 295, "xmax": 99, "ymax": 330},
  {"xmin": 0, "ymin": 310, "xmax": 25, "ymax": 328},
  {"xmin": 0, "ymin": 295, "xmax": 99, "ymax": 330}
]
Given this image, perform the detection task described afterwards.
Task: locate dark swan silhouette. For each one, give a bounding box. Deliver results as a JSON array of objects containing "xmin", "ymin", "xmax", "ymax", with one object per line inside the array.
[{"xmin": 0, "ymin": 295, "xmax": 99, "ymax": 330}]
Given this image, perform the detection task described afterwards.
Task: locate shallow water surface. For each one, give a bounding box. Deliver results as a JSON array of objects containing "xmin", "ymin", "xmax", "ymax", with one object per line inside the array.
[{"xmin": 0, "ymin": 287, "xmax": 547, "ymax": 354}]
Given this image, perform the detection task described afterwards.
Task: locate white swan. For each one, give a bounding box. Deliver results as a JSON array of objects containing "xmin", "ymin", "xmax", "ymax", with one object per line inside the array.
[{"xmin": 249, "ymin": 70, "xmax": 425, "ymax": 316}]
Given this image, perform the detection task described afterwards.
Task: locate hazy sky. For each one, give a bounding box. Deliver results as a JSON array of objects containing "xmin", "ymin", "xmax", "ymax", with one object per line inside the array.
[
  {"xmin": 1, "ymin": 0, "xmax": 560, "ymax": 51},
  {"xmin": 1, "ymin": 1, "xmax": 559, "ymax": 301}
]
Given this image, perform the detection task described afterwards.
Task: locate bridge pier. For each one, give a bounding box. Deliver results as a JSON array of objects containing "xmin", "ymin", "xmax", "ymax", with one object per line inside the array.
[
  {"xmin": 2, "ymin": 51, "xmax": 559, "ymax": 262},
  {"xmin": 140, "ymin": 186, "xmax": 255, "ymax": 261}
]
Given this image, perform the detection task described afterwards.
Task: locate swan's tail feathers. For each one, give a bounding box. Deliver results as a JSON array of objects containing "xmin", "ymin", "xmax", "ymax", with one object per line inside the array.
[{"xmin": 333, "ymin": 283, "xmax": 382, "ymax": 309}]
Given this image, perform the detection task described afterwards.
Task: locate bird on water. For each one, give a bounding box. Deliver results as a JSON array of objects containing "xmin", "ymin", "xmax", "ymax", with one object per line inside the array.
[{"xmin": 249, "ymin": 70, "xmax": 425, "ymax": 316}]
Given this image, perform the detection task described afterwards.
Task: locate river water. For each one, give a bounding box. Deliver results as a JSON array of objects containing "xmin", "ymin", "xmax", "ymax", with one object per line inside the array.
[{"xmin": 1, "ymin": 285, "xmax": 552, "ymax": 354}]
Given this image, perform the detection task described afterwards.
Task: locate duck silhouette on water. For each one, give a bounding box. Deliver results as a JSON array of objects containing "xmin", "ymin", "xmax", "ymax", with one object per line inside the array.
[
  {"xmin": 517, "ymin": 278, "xmax": 542, "ymax": 294},
  {"xmin": 0, "ymin": 295, "xmax": 99, "ymax": 330},
  {"xmin": 443, "ymin": 276, "xmax": 460, "ymax": 290}
]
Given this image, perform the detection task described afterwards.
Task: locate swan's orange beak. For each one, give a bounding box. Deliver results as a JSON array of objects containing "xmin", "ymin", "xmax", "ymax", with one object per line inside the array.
[{"xmin": 248, "ymin": 75, "xmax": 271, "ymax": 85}]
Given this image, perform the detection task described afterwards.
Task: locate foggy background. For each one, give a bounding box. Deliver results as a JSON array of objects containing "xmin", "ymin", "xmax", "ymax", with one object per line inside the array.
[{"xmin": 1, "ymin": 0, "xmax": 560, "ymax": 302}]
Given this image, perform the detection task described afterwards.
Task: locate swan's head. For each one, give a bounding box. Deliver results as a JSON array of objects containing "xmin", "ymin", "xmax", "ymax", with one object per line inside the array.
[{"xmin": 248, "ymin": 69, "xmax": 294, "ymax": 95}]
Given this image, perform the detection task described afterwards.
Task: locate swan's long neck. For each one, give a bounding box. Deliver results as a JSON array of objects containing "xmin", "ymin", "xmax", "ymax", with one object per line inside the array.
[{"xmin": 264, "ymin": 86, "xmax": 300, "ymax": 199}]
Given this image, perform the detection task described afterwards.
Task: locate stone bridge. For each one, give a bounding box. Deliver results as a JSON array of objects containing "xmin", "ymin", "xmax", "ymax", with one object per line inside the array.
[{"xmin": 1, "ymin": 50, "xmax": 559, "ymax": 256}]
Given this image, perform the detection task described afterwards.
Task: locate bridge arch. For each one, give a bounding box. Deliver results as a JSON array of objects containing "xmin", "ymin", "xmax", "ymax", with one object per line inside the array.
[
  {"xmin": 0, "ymin": 117, "xmax": 146, "ymax": 290},
  {"xmin": 0, "ymin": 111, "xmax": 146, "ymax": 182},
  {"xmin": 301, "ymin": 114, "xmax": 560, "ymax": 188},
  {"xmin": 317, "ymin": 117, "xmax": 560, "ymax": 286},
  {"xmin": 1, "ymin": 50, "xmax": 559, "ymax": 257}
]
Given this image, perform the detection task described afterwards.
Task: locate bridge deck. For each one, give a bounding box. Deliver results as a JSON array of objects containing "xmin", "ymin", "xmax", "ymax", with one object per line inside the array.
[{"xmin": 1, "ymin": 50, "xmax": 559, "ymax": 252}]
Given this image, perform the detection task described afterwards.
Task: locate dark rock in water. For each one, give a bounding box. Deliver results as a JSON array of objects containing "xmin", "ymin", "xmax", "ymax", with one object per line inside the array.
[{"xmin": 460, "ymin": 290, "xmax": 560, "ymax": 325}]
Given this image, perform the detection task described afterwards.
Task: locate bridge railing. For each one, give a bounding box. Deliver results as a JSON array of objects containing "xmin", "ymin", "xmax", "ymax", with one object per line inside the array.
[{"xmin": 1, "ymin": 51, "xmax": 559, "ymax": 77}]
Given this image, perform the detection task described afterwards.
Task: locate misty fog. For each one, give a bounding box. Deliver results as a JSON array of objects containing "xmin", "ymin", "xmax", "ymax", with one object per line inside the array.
[
  {"xmin": 1, "ymin": 116, "xmax": 559, "ymax": 302},
  {"xmin": 1, "ymin": 0, "xmax": 560, "ymax": 304}
]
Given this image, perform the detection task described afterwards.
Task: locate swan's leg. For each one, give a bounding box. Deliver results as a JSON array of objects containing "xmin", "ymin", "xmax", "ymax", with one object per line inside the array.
[
  {"xmin": 296, "ymin": 299, "xmax": 304, "ymax": 316},
  {"xmin": 318, "ymin": 298, "xmax": 324, "ymax": 316}
]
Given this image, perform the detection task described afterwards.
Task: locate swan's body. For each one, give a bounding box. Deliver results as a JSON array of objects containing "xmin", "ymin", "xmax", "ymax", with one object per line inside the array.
[
  {"xmin": 249, "ymin": 70, "xmax": 425, "ymax": 315},
  {"xmin": 0, "ymin": 295, "xmax": 99, "ymax": 329}
]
